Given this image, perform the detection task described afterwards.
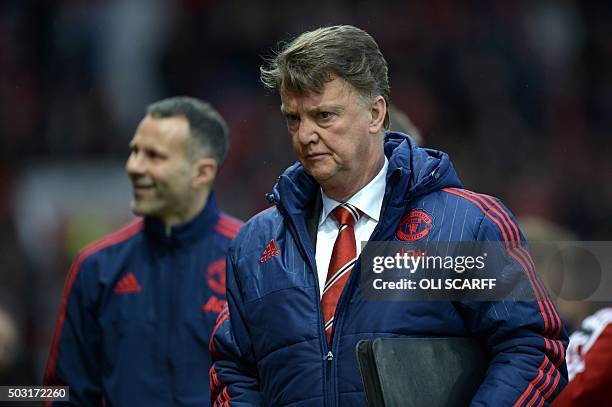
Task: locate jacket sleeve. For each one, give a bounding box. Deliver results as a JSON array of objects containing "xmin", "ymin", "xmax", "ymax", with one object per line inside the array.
[
  {"xmin": 209, "ymin": 248, "xmax": 262, "ymax": 406},
  {"xmin": 44, "ymin": 256, "xmax": 103, "ymax": 407},
  {"xmin": 458, "ymin": 202, "xmax": 568, "ymax": 406}
]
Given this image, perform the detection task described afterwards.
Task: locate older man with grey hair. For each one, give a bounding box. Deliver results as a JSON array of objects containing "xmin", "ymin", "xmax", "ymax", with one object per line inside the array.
[{"xmin": 210, "ymin": 25, "xmax": 567, "ymax": 406}]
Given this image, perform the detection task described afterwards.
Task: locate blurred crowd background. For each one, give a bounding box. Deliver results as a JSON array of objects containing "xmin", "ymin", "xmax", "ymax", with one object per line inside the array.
[{"xmin": 0, "ymin": 0, "xmax": 610, "ymax": 385}]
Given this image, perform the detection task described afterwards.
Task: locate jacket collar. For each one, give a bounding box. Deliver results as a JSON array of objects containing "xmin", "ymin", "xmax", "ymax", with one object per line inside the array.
[{"xmin": 144, "ymin": 192, "xmax": 220, "ymax": 246}]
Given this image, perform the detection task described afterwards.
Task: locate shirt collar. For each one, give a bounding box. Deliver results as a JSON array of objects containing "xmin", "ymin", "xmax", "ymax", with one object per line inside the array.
[
  {"xmin": 319, "ymin": 157, "xmax": 388, "ymax": 226},
  {"xmin": 144, "ymin": 191, "xmax": 220, "ymax": 246}
]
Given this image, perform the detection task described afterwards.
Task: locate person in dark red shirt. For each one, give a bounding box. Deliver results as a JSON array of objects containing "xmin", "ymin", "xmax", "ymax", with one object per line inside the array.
[{"xmin": 553, "ymin": 307, "xmax": 612, "ymax": 406}]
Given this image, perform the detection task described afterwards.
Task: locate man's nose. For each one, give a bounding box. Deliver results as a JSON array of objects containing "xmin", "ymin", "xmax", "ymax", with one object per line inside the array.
[
  {"xmin": 126, "ymin": 152, "xmax": 144, "ymax": 176},
  {"xmin": 296, "ymin": 119, "xmax": 319, "ymax": 145}
]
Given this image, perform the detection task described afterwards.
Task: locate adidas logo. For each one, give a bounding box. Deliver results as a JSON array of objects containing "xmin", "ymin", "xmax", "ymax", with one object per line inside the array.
[
  {"xmin": 259, "ymin": 239, "xmax": 280, "ymax": 263},
  {"xmin": 114, "ymin": 272, "xmax": 142, "ymax": 295}
]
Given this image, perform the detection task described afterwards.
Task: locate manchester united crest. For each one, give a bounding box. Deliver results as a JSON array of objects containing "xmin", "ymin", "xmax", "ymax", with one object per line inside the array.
[{"xmin": 396, "ymin": 209, "xmax": 433, "ymax": 241}]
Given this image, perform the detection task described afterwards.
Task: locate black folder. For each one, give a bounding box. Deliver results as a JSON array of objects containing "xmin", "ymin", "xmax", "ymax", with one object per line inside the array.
[{"xmin": 356, "ymin": 337, "xmax": 487, "ymax": 407}]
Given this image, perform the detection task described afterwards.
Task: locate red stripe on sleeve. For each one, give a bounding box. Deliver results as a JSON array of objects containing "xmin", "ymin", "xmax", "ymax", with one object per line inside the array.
[
  {"xmin": 209, "ymin": 311, "xmax": 230, "ymax": 358},
  {"xmin": 443, "ymin": 189, "xmax": 564, "ymax": 405},
  {"xmin": 215, "ymin": 214, "xmax": 243, "ymax": 239}
]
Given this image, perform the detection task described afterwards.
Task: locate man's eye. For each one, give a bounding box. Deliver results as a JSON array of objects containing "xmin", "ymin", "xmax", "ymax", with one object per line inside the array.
[
  {"xmin": 285, "ymin": 115, "xmax": 300, "ymax": 129},
  {"xmin": 318, "ymin": 111, "xmax": 334, "ymax": 120},
  {"xmin": 146, "ymin": 150, "xmax": 163, "ymax": 160}
]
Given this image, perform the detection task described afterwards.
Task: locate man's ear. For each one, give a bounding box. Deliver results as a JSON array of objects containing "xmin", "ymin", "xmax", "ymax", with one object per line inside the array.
[
  {"xmin": 369, "ymin": 95, "xmax": 386, "ymax": 134},
  {"xmin": 191, "ymin": 157, "xmax": 217, "ymax": 189}
]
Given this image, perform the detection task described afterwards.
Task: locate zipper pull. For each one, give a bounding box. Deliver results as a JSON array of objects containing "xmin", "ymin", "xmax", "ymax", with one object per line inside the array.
[
  {"xmin": 265, "ymin": 192, "xmax": 277, "ymax": 204},
  {"xmin": 325, "ymin": 351, "xmax": 334, "ymax": 361}
]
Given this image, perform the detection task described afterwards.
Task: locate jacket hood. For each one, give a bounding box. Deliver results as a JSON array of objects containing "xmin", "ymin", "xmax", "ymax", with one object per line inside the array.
[
  {"xmin": 383, "ymin": 131, "xmax": 462, "ymax": 199},
  {"xmin": 269, "ymin": 131, "xmax": 462, "ymax": 213}
]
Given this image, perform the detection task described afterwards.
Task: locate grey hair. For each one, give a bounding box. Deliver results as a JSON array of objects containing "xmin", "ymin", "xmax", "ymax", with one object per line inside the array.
[{"xmin": 260, "ymin": 25, "xmax": 390, "ymax": 128}]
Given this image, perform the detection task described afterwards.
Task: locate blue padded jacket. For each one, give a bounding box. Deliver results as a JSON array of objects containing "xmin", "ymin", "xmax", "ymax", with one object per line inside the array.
[{"xmin": 210, "ymin": 133, "xmax": 568, "ymax": 406}]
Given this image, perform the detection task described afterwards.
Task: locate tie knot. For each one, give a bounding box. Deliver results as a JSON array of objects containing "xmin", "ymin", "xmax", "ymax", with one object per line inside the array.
[{"xmin": 331, "ymin": 204, "xmax": 362, "ymax": 227}]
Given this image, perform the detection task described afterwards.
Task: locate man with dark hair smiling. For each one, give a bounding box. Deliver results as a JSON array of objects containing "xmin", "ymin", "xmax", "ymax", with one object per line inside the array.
[
  {"xmin": 210, "ymin": 25, "xmax": 568, "ymax": 406},
  {"xmin": 45, "ymin": 97, "xmax": 242, "ymax": 406}
]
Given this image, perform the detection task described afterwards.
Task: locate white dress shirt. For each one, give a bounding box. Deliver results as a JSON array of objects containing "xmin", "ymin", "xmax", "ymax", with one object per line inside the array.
[{"xmin": 315, "ymin": 157, "xmax": 388, "ymax": 298}]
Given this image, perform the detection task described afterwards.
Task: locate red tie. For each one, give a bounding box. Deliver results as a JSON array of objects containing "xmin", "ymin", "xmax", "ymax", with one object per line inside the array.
[{"xmin": 322, "ymin": 203, "xmax": 362, "ymax": 345}]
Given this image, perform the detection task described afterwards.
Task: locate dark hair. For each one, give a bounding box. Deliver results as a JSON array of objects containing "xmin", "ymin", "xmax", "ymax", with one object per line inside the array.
[
  {"xmin": 146, "ymin": 96, "xmax": 229, "ymax": 164},
  {"xmin": 260, "ymin": 25, "xmax": 390, "ymax": 128}
]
